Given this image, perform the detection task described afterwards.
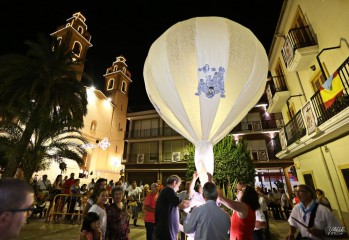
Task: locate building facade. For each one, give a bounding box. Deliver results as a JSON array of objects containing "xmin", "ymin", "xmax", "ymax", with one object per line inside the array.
[
  {"xmin": 36, "ymin": 13, "xmax": 130, "ymax": 183},
  {"xmin": 268, "ymin": 0, "xmax": 349, "ymax": 228},
  {"xmin": 124, "ymin": 110, "xmax": 190, "ymax": 185}
]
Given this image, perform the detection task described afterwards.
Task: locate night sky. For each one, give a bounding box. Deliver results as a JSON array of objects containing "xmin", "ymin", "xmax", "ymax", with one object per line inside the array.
[{"xmin": 0, "ymin": 1, "xmax": 284, "ymax": 111}]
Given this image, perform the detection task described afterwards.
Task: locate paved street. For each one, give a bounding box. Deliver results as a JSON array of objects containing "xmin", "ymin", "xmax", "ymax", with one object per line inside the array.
[{"xmin": 16, "ymin": 212, "xmax": 290, "ymax": 240}]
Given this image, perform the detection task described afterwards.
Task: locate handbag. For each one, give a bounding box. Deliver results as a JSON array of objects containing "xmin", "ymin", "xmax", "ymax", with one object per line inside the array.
[{"xmin": 128, "ymin": 201, "xmax": 137, "ymax": 207}]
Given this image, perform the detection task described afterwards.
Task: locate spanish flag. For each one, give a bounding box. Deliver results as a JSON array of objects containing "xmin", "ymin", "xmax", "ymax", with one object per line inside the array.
[{"xmin": 320, "ymin": 71, "xmax": 344, "ymax": 109}]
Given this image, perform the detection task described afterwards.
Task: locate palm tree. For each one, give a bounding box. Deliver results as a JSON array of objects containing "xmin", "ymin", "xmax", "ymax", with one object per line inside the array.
[
  {"xmin": 0, "ymin": 118, "xmax": 87, "ymax": 181},
  {"xmin": 0, "ymin": 34, "xmax": 88, "ymax": 178}
]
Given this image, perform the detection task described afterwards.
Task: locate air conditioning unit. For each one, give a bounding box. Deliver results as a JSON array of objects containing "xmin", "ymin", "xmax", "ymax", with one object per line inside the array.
[
  {"xmin": 172, "ymin": 152, "xmax": 181, "ymax": 162},
  {"xmin": 137, "ymin": 154, "xmax": 144, "ymax": 164}
]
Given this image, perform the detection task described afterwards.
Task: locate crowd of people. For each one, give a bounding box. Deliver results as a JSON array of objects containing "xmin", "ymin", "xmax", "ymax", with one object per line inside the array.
[{"xmin": 1, "ymin": 173, "xmax": 347, "ymax": 240}]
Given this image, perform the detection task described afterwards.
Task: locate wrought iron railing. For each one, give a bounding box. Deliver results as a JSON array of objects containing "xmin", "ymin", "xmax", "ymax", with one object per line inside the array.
[
  {"xmin": 275, "ymin": 56, "xmax": 349, "ymax": 155},
  {"xmin": 281, "ymin": 25, "xmax": 317, "ymax": 68},
  {"xmin": 128, "ymin": 127, "xmax": 181, "ymax": 138},
  {"xmin": 310, "ymin": 57, "xmax": 349, "ymax": 125}
]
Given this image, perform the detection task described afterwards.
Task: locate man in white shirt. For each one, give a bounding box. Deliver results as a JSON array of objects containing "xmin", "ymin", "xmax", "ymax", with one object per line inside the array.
[
  {"xmin": 87, "ymin": 178, "xmax": 95, "ymax": 191},
  {"xmin": 254, "ymin": 208, "xmax": 267, "ymax": 240},
  {"xmin": 183, "ymin": 181, "xmax": 230, "ymax": 240},
  {"xmin": 285, "ymin": 184, "xmax": 346, "ymax": 240},
  {"xmin": 127, "ymin": 181, "xmax": 142, "ymax": 226},
  {"xmin": 37, "ymin": 174, "xmax": 51, "ymax": 195}
]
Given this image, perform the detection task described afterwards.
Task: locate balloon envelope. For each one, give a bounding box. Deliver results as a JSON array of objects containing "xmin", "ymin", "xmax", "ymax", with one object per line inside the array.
[{"xmin": 143, "ymin": 17, "xmax": 268, "ymax": 183}]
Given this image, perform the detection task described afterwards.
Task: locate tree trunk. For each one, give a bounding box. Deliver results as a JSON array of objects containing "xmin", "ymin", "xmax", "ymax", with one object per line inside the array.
[
  {"xmin": 23, "ymin": 167, "xmax": 35, "ymax": 182},
  {"xmin": 1, "ymin": 158, "xmax": 19, "ymax": 178}
]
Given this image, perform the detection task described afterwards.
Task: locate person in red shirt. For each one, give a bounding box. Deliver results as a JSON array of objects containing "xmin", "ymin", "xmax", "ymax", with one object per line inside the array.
[
  {"xmin": 216, "ymin": 177, "xmax": 260, "ymax": 240},
  {"xmin": 143, "ymin": 183, "xmax": 159, "ymax": 240},
  {"xmin": 62, "ymin": 172, "xmax": 75, "ymax": 222}
]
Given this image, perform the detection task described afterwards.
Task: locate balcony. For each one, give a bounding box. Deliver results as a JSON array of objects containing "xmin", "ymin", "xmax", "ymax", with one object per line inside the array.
[
  {"xmin": 125, "ymin": 152, "xmax": 188, "ymax": 164},
  {"xmin": 281, "ymin": 25, "xmax": 319, "ymax": 71},
  {"xmin": 275, "ymin": 57, "xmax": 349, "ymax": 159},
  {"xmin": 266, "ymin": 75, "xmax": 290, "ymax": 113},
  {"xmin": 127, "ymin": 127, "xmax": 181, "ymax": 139},
  {"xmin": 231, "ymin": 119, "xmax": 283, "ymax": 134}
]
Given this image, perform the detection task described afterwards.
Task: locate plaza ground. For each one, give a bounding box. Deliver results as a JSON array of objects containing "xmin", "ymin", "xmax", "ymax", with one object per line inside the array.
[{"xmin": 17, "ymin": 212, "xmax": 290, "ymax": 240}]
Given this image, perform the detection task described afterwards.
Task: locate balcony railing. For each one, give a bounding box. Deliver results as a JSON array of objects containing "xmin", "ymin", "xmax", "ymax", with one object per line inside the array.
[
  {"xmin": 311, "ymin": 57, "xmax": 349, "ymax": 125},
  {"xmin": 128, "ymin": 127, "xmax": 181, "ymax": 139},
  {"xmin": 231, "ymin": 119, "xmax": 284, "ymax": 133},
  {"xmin": 126, "ymin": 152, "xmax": 188, "ymax": 164},
  {"xmin": 275, "ymin": 56, "xmax": 349, "ymax": 154},
  {"xmin": 281, "ymin": 25, "xmax": 317, "ymax": 68},
  {"xmin": 284, "ymin": 110, "xmax": 306, "ymax": 146}
]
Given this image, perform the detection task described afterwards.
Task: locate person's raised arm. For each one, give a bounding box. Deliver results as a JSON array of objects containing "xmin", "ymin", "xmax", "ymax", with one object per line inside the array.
[
  {"xmin": 217, "ymin": 189, "xmax": 249, "ymax": 218},
  {"xmin": 81, "ymin": 201, "xmax": 91, "ymax": 219},
  {"xmin": 188, "ymin": 171, "xmax": 199, "ymax": 199}
]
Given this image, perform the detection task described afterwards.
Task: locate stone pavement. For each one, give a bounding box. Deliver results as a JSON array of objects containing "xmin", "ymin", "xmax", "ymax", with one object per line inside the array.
[{"xmin": 16, "ymin": 212, "xmax": 290, "ymax": 240}]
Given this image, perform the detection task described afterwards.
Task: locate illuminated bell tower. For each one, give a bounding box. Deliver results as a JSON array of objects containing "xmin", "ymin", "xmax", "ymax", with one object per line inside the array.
[
  {"xmin": 50, "ymin": 12, "xmax": 93, "ymax": 81},
  {"xmin": 104, "ymin": 56, "xmax": 132, "ymax": 170}
]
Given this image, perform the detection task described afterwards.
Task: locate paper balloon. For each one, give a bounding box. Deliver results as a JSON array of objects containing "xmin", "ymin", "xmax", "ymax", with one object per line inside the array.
[{"xmin": 143, "ymin": 17, "xmax": 268, "ymax": 184}]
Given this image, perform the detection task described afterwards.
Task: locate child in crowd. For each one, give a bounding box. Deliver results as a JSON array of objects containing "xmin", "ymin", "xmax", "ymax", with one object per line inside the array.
[{"xmin": 80, "ymin": 212, "xmax": 102, "ymax": 240}]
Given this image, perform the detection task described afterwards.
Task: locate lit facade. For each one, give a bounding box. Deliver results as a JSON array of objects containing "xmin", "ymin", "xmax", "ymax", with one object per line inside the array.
[
  {"xmin": 268, "ymin": 0, "xmax": 349, "ymax": 228},
  {"xmin": 36, "ymin": 13, "xmax": 131, "ymax": 183}
]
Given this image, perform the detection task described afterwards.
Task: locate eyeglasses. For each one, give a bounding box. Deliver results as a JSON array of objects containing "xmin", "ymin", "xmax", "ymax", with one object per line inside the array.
[{"xmin": 9, "ymin": 206, "xmax": 36, "ymax": 215}]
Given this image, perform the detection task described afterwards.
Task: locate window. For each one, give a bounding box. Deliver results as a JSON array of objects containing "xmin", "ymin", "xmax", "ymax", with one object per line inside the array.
[
  {"xmin": 121, "ymin": 81, "xmax": 127, "ymax": 93},
  {"xmin": 107, "ymin": 79, "xmax": 114, "ymax": 90},
  {"xmin": 90, "ymin": 121, "xmax": 97, "ymax": 131},
  {"xmin": 77, "ymin": 26, "xmax": 83, "ymax": 34},
  {"xmin": 72, "ymin": 41, "xmax": 82, "ymax": 57},
  {"xmin": 340, "ymin": 167, "xmax": 349, "ymax": 193},
  {"xmin": 303, "ymin": 173, "xmax": 316, "ymax": 190},
  {"xmin": 57, "ymin": 37, "xmax": 62, "ymax": 45}
]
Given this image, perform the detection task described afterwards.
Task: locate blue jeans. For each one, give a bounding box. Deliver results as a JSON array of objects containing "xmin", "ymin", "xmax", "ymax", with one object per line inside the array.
[{"xmin": 131, "ymin": 205, "xmax": 139, "ymax": 219}]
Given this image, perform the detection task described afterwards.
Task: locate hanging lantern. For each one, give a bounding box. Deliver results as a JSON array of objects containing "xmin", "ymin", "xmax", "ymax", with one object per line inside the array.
[{"xmin": 143, "ymin": 17, "xmax": 268, "ymax": 184}]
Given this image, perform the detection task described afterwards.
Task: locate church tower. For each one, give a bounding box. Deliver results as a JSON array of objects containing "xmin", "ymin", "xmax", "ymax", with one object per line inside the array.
[
  {"xmin": 103, "ymin": 56, "xmax": 132, "ymax": 171},
  {"xmin": 50, "ymin": 12, "xmax": 93, "ymax": 81}
]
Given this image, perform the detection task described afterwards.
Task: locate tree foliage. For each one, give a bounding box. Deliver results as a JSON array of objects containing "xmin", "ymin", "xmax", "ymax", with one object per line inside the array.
[
  {"xmin": 0, "ymin": 34, "xmax": 88, "ymax": 179},
  {"xmin": 186, "ymin": 135, "xmax": 255, "ymax": 188}
]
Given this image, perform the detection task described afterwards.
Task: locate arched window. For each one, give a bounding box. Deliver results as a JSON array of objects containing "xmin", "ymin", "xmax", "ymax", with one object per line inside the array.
[
  {"xmin": 121, "ymin": 81, "xmax": 127, "ymax": 93},
  {"xmin": 72, "ymin": 41, "xmax": 82, "ymax": 57},
  {"xmin": 107, "ymin": 79, "xmax": 115, "ymax": 90},
  {"xmin": 114, "ymin": 65, "xmax": 118, "ymax": 71},
  {"xmin": 90, "ymin": 120, "xmax": 97, "ymax": 131},
  {"xmin": 77, "ymin": 26, "xmax": 84, "ymax": 34},
  {"xmin": 122, "ymin": 67, "xmax": 126, "ymax": 73},
  {"xmin": 57, "ymin": 37, "xmax": 62, "ymax": 45}
]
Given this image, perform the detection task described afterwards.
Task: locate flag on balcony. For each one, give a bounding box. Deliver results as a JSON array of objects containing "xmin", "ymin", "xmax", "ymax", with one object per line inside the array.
[{"xmin": 320, "ymin": 71, "xmax": 344, "ymax": 109}]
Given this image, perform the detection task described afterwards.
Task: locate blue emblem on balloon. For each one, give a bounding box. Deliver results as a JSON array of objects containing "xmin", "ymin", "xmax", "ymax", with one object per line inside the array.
[{"xmin": 196, "ymin": 64, "xmax": 225, "ymax": 98}]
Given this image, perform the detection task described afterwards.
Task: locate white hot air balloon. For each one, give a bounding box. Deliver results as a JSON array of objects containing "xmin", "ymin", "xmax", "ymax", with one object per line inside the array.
[{"xmin": 143, "ymin": 17, "xmax": 268, "ymax": 184}]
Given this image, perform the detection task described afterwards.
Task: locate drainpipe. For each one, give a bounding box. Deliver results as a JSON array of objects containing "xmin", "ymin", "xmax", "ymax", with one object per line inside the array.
[
  {"xmin": 316, "ymin": 38, "xmax": 349, "ymax": 79},
  {"xmin": 295, "ymin": 72, "xmax": 307, "ymax": 103}
]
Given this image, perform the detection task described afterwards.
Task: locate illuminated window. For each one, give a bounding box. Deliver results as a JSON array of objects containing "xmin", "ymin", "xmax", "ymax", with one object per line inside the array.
[
  {"xmin": 122, "ymin": 67, "xmax": 126, "ymax": 73},
  {"xmin": 57, "ymin": 37, "xmax": 62, "ymax": 45},
  {"xmin": 72, "ymin": 41, "xmax": 82, "ymax": 57},
  {"xmin": 121, "ymin": 81, "xmax": 127, "ymax": 93},
  {"xmin": 114, "ymin": 65, "xmax": 118, "ymax": 71},
  {"xmin": 107, "ymin": 79, "xmax": 114, "ymax": 90},
  {"xmin": 77, "ymin": 26, "xmax": 83, "ymax": 34}
]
